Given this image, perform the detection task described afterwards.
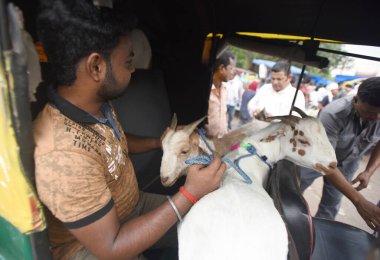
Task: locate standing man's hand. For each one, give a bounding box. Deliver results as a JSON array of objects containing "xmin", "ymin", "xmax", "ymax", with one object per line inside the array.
[
  {"xmin": 352, "ymin": 170, "xmax": 372, "ymax": 191},
  {"xmin": 354, "ymin": 197, "xmax": 380, "ymax": 231}
]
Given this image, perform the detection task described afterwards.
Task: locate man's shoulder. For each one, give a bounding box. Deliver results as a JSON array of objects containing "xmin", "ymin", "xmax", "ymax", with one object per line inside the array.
[
  {"xmin": 323, "ymin": 95, "xmax": 353, "ymax": 116},
  {"xmin": 33, "ymin": 104, "xmax": 60, "ymax": 152},
  {"xmin": 260, "ymin": 84, "xmax": 272, "ymax": 90},
  {"xmin": 34, "ymin": 104, "xmax": 107, "ymax": 159},
  {"xmin": 255, "ymin": 84, "xmax": 272, "ymax": 95},
  {"xmin": 320, "ymin": 96, "xmax": 353, "ymax": 126}
]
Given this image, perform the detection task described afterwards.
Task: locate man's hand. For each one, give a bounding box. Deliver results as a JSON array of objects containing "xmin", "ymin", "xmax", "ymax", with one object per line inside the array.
[
  {"xmin": 315, "ymin": 163, "xmax": 338, "ymax": 175},
  {"xmin": 252, "ymin": 108, "xmax": 261, "ymax": 117},
  {"xmin": 183, "ymin": 153, "xmax": 226, "ymax": 199},
  {"xmin": 354, "ymin": 197, "xmax": 380, "ymax": 231},
  {"xmin": 351, "ymin": 170, "xmax": 372, "ymax": 191},
  {"xmin": 317, "ymin": 163, "xmax": 380, "ymax": 231}
]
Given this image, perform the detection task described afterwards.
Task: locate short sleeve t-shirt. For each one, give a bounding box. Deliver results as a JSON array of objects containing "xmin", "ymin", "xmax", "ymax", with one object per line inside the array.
[{"xmin": 33, "ymin": 88, "xmax": 139, "ymax": 259}]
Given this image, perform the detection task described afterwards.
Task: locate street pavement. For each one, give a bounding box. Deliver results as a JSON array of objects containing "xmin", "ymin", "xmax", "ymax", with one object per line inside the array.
[{"xmin": 303, "ymin": 155, "xmax": 379, "ymax": 234}]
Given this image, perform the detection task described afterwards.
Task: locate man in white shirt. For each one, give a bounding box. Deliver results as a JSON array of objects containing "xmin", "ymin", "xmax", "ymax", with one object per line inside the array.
[
  {"xmin": 248, "ymin": 60, "xmax": 305, "ymax": 118},
  {"xmin": 226, "ymin": 71, "xmax": 243, "ymax": 130}
]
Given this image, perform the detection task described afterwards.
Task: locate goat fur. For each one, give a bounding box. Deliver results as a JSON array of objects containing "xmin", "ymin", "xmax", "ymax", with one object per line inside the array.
[{"xmin": 160, "ymin": 115, "xmax": 337, "ymax": 260}]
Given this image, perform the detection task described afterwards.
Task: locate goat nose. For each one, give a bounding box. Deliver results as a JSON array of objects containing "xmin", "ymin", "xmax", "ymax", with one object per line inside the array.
[
  {"xmin": 161, "ymin": 177, "xmax": 169, "ymax": 184},
  {"xmin": 329, "ymin": 162, "xmax": 337, "ymax": 169}
]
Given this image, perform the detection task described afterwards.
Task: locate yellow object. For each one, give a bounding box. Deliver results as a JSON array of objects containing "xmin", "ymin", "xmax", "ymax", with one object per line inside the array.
[
  {"xmin": 0, "ymin": 51, "xmax": 46, "ymax": 234},
  {"xmin": 207, "ymin": 32, "xmax": 344, "ymax": 43}
]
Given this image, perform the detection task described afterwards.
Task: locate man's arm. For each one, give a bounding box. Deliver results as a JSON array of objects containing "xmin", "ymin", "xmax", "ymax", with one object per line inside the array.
[
  {"xmin": 70, "ymin": 157, "xmax": 226, "ymax": 259},
  {"xmin": 247, "ymin": 90, "xmax": 261, "ymax": 117},
  {"xmin": 125, "ymin": 131, "xmax": 168, "ymax": 154},
  {"xmin": 352, "ymin": 141, "xmax": 380, "ymax": 190},
  {"xmin": 316, "ymin": 163, "xmax": 380, "ymax": 231}
]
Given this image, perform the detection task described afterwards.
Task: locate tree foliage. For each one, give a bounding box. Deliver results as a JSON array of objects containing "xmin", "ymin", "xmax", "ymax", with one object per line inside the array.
[{"xmin": 228, "ymin": 42, "xmax": 354, "ymax": 80}]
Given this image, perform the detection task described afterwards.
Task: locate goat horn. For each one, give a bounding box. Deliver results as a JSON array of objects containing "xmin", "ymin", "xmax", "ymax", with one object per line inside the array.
[
  {"xmin": 292, "ymin": 107, "xmax": 309, "ymax": 118},
  {"xmin": 183, "ymin": 115, "xmax": 207, "ymax": 135},
  {"xmin": 266, "ymin": 116, "xmax": 300, "ymax": 126},
  {"xmin": 170, "ymin": 113, "xmax": 177, "ymax": 130}
]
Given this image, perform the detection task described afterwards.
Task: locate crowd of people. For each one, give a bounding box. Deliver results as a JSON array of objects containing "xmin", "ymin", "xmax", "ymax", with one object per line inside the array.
[
  {"xmin": 216, "ymin": 61, "xmax": 365, "ymax": 131},
  {"xmin": 206, "ymin": 56, "xmax": 380, "ymax": 231}
]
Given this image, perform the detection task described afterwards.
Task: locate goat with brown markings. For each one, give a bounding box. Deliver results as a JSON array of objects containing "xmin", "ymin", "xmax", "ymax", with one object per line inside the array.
[{"xmin": 160, "ymin": 110, "xmax": 337, "ymax": 260}]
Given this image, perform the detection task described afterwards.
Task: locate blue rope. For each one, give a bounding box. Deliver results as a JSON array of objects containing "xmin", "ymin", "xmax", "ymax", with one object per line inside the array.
[
  {"xmin": 185, "ymin": 129, "xmax": 253, "ymax": 184},
  {"xmin": 185, "ymin": 154, "xmax": 253, "ymax": 184},
  {"xmin": 239, "ymin": 144, "xmax": 272, "ymax": 171},
  {"xmin": 196, "ymin": 128, "xmax": 214, "ymax": 152}
]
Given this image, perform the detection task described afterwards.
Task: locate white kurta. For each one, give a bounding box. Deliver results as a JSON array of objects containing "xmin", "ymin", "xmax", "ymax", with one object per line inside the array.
[{"xmin": 247, "ymin": 83, "xmax": 305, "ymax": 117}]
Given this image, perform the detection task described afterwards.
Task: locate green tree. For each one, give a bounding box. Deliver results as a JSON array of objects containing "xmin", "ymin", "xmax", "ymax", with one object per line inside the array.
[
  {"xmin": 229, "ymin": 43, "xmax": 354, "ymax": 80},
  {"xmin": 306, "ymin": 43, "xmax": 354, "ymax": 79}
]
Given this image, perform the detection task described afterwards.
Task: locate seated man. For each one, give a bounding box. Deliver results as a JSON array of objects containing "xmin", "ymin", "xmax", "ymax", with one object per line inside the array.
[{"xmin": 33, "ymin": 1, "xmax": 225, "ymax": 259}]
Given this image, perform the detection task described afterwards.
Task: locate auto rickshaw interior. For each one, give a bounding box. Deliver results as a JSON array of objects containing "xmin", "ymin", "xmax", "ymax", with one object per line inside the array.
[{"xmin": 1, "ymin": 0, "xmax": 380, "ymax": 259}]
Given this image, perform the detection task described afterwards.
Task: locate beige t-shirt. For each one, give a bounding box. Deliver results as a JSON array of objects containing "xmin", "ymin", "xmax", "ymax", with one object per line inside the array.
[
  {"xmin": 34, "ymin": 104, "xmax": 139, "ymax": 259},
  {"xmin": 206, "ymin": 83, "xmax": 228, "ymax": 138}
]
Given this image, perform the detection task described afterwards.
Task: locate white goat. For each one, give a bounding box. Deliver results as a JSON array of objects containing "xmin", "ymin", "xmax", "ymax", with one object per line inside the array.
[{"xmin": 160, "ymin": 113, "xmax": 337, "ymax": 260}]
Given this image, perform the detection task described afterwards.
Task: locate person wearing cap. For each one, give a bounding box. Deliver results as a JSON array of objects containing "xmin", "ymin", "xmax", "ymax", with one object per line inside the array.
[
  {"xmin": 318, "ymin": 82, "xmax": 340, "ymax": 112},
  {"xmin": 300, "ymin": 77, "xmax": 380, "ymax": 229},
  {"xmin": 33, "ymin": 1, "xmax": 225, "ymax": 259}
]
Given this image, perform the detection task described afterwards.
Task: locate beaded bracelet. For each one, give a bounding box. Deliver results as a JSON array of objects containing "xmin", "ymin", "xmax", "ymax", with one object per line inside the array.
[{"xmin": 166, "ymin": 196, "xmax": 183, "ymax": 222}]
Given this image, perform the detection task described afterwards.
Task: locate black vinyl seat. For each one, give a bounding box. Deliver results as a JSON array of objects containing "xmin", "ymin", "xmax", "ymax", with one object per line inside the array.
[
  {"xmin": 267, "ymin": 160, "xmax": 376, "ymax": 260},
  {"xmin": 111, "ymin": 69, "xmax": 180, "ymax": 194}
]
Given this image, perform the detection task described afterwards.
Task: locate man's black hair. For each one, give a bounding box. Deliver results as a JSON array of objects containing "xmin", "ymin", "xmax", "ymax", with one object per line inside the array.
[
  {"xmin": 214, "ymin": 51, "xmax": 234, "ymax": 73},
  {"xmin": 37, "ymin": 0, "xmax": 134, "ymax": 86},
  {"xmin": 271, "ymin": 60, "xmax": 291, "ymax": 75},
  {"xmin": 301, "ymin": 75, "xmax": 312, "ymax": 84},
  {"xmin": 357, "ymin": 77, "xmax": 380, "ymax": 107}
]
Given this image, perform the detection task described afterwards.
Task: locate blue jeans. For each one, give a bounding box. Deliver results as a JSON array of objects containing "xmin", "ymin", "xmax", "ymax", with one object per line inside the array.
[
  {"xmin": 300, "ymin": 160, "xmax": 360, "ymax": 220},
  {"xmin": 227, "ymin": 105, "xmax": 235, "ymax": 130}
]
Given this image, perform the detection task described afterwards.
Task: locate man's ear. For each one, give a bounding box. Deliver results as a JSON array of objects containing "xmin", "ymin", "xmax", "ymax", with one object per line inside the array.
[
  {"xmin": 218, "ymin": 63, "xmax": 225, "ymax": 72},
  {"xmin": 86, "ymin": 53, "xmax": 106, "ymax": 82}
]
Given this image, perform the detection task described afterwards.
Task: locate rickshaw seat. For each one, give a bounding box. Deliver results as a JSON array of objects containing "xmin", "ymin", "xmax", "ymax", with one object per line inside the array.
[
  {"xmin": 267, "ymin": 160, "xmax": 376, "ymax": 260},
  {"xmin": 111, "ymin": 69, "xmax": 174, "ymax": 193}
]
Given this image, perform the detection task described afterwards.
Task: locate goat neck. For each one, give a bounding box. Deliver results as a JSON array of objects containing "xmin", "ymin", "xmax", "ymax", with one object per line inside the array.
[{"xmin": 242, "ymin": 122, "xmax": 285, "ymax": 165}]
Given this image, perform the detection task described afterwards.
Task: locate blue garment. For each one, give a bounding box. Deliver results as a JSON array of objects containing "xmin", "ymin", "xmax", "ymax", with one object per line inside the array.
[
  {"xmin": 93, "ymin": 103, "xmax": 121, "ymax": 140},
  {"xmin": 227, "ymin": 105, "xmax": 235, "ymax": 130},
  {"xmin": 300, "ymin": 159, "xmax": 360, "ymax": 219},
  {"xmin": 239, "ymin": 90, "xmax": 255, "ymax": 124}
]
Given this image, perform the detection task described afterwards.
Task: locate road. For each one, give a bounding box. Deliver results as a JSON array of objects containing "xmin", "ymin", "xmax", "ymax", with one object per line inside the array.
[{"xmin": 303, "ymin": 155, "xmax": 380, "ymax": 234}]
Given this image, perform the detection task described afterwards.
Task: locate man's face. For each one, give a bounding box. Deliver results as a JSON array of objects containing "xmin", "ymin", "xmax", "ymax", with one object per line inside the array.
[
  {"xmin": 271, "ymin": 71, "xmax": 290, "ymax": 92},
  {"xmin": 97, "ymin": 35, "xmax": 135, "ymax": 100},
  {"xmin": 355, "ymin": 96, "xmax": 380, "ymax": 122},
  {"xmin": 221, "ymin": 58, "xmax": 235, "ymax": 82}
]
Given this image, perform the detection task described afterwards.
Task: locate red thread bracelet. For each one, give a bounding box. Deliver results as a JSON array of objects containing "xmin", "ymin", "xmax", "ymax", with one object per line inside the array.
[{"xmin": 179, "ymin": 186, "xmax": 199, "ymax": 204}]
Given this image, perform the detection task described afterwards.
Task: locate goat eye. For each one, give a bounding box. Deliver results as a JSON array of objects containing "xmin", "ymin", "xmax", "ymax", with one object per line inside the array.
[{"xmin": 181, "ymin": 150, "xmax": 189, "ymax": 154}]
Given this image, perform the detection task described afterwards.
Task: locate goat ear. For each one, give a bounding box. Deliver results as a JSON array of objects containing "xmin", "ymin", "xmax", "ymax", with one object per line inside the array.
[
  {"xmin": 190, "ymin": 132, "xmax": 200, "ymax": 146},
  {"xmin": 183, "ymin": 116, "xmax": 207, "ymax": 135},
  {"xmin": 170, "ymin": 113, "xmax": 178, "ymax": 130}
]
